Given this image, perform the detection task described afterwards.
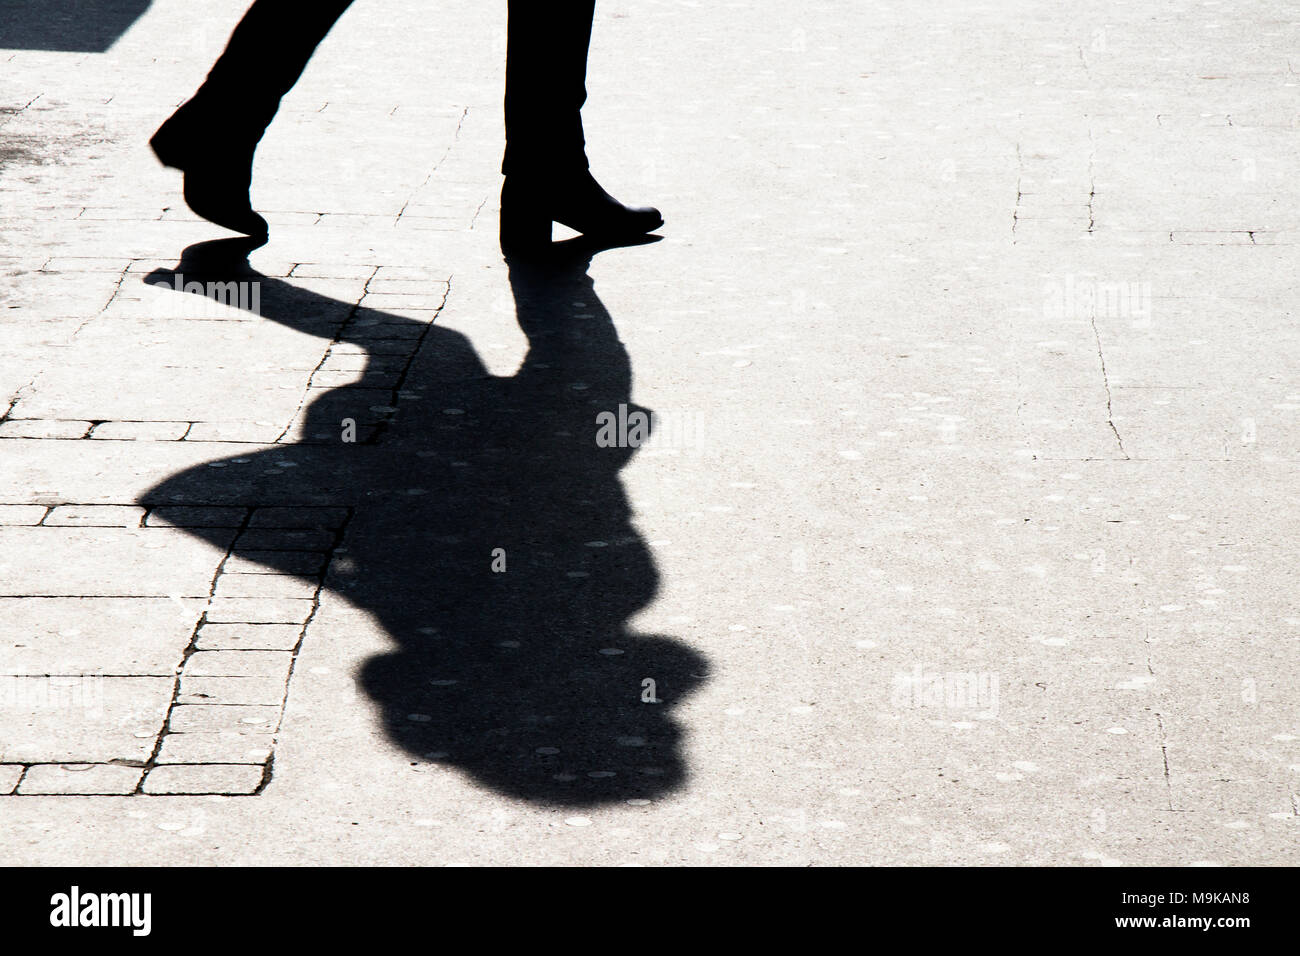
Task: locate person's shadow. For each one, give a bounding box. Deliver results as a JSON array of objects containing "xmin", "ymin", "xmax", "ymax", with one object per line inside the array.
[{"xmin": 141, "ymin": 237, "xmax": 707, "ymax": 806}]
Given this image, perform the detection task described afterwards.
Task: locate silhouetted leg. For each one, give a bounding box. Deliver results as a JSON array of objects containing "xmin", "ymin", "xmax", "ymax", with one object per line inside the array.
[
  {"xmin": 150, "ymin": 0, "xmax": 354, "ymax": 237},
  {"xmin": 502, "ymin": 0, "xmax": 595, "ymax": 179},
  {"xmin": 499, "ymin": 0, "xmax": 662, "ymax": 251},
  {"xmin": 192, "ymin": 0, "xmax": 355, "ymax": 138}
]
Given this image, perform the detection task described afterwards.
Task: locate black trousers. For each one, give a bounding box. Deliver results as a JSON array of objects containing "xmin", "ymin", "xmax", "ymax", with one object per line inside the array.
[{"xmin": 187, "ymin": 0, "xmax": 595, "ymax": 178}]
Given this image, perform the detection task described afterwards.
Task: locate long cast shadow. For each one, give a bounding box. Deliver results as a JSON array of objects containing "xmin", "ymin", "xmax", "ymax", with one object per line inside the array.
[{"xmin": 140, "ymin": 237, "xmax": 707, "ymax": 806}]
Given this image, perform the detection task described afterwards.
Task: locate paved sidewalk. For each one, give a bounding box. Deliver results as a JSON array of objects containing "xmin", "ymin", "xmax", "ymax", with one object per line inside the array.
[{"xmin": 1, "ymin": 0, "xmax": 1298, "ymax": 864}]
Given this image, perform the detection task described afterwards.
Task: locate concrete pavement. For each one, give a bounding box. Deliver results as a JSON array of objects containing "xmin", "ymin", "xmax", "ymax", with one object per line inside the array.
[{"xmin": 1, "ymin": 0, "xmax": 1298, "ymax": 864}]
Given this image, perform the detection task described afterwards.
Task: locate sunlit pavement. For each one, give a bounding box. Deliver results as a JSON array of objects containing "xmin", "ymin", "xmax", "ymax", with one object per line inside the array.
[{"xmin": 1, "ymin": 0, "xmax": 1298, "ymax": 864}]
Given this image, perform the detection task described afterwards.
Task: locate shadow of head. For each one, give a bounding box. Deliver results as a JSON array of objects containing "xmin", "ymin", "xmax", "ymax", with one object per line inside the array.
[{"xmin": 142, "ymin": 236, "xmax": 706, "ymax": 806}]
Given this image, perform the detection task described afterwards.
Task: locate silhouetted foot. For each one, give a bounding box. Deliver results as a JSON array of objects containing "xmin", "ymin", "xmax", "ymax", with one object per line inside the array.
[
  {"xmin": 500, "ymin": 171, "xmax": 662, "ymax": 253},
  {"xmin": 150, "ymin": 102, "xmax": 269, "ymax": 239}
]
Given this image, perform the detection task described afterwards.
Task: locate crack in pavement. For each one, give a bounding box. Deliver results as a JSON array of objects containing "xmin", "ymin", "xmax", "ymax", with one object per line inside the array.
[{"xmin": 1089, "ymin": 308, "xmax": 1128, "ymax": 458}]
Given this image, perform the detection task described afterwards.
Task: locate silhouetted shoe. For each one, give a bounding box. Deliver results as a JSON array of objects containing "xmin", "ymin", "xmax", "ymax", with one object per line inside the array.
[
  {"xmin": 500, "ymin": 171, "xmax": 662, "ymax": 252},
  {"xmin": 150, "ymin": 104, "xmax": 269, "ymax": 239}
]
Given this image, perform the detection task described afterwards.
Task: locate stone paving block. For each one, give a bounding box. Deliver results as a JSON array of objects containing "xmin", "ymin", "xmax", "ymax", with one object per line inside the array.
[
  {"xmin": 155, "ymin": 732, "xmax": 275, "ymax": 765},
  {"xmin": 223, "ymin": 552, "xmax": 327, "ymax": 575},
  {"xmin": 0, "ymin": 437, "xmax": 229, "ymax": 506},
  {"xmin": 203, "ymin": 598, "xmax": 315, "ymax": 625},
  {"xmin": 321, "ymin": 352, "xmax": 404, "ymax": 372},
  {"xmin": 289, "ymin": 262, "xmax": 377, "ymax": 280},
  {"xmin": 297, "ymin": 387, "xmax": 398, "ymax": 421},
  {"xmin": 350, "ymin": 312, "xmax": 437, "ymax": 330},
  {"xmin": 141, "ymin": 763, "xmax": 263, "ymax": 795},
  {"xmin": 0, "ymin": 419, "xmax": 91, "ymax": 439},
  {"xmin": 183, "ymin": 422, "xmax": 284, "ymax": 443},
  {"xmin": 41, "ymin": 257, "xmax": 130, "ymax": 273},
  {"xmin": 194, "ymin": 623, "xmax": 302, "ymax": 651},
  {"xmin": 336, "ymin": 338, "xmax": 417, "ymax": 355},
  {"xmin": 0, "ymin": 765, "xmax": 23, "ymax": 794},
  {"xmin": 307, "ymin": 370, "xmax": 364, "ymax": 388},
  {"xmin": 213, "ymin": 574, "xmax": 320, "ymax": 601},
  {"xmin": 0, "ymin": 505, "xmax": 47, "ymax": 526},
  {"xmin": 353, "ymin": 300, "xmax": 444, "ymax": 321},
  {"xmin": 145, "ymin": 506, "xmax": 248, "ymax": 528},
  {"xmin": 44, "ymin": 504, "xmax": 144, "ymax": 527},
  {"xmin": 0, "ymin": 527, "xmax": 224, "ymax": 597},
  {"xmin": 18, "ymin": 763, "xmax": 142, "ymax": 795},
  {"xmin": 373, "ymin": 266, "xmax": 448, "ymax": 282},
  {"xmin": 248, "ymin": 507, "xmax": 348, "ymax": 530},
  {"xmin": 0, "ymin": 675, "xmax": 171, "ymax": 764},
  {"xmin": 179, "ymin": 675, "xmax": 289, "ymax": 706},
  {"xmin": 182, "ymin": 651, "xmax": 293, "ymax": 679},
  {"xmin": 233, "ymin": 528, "xmax": 335, "ymax": 551},
  {"xmin": 167, "ymin": 704, "xmax": 282, "ymax": 734},
  {"xmin": 393, "ymin": 217, "xmax": 465, "ymax": 233},
  {"xmin": 0, "ymin": 597, "xmax": 204, "ymax": 674},
  {"xmin": 365, "ymin": 278, "xmax": 448, "ymax": 295},
  {"xmin": 89, "ymin": 420, "xmax": 191, "ymax": 441},
  {"xmin": 72, "ymin": 317, "xmax": 333, "ymax": 372},
  {"xmin": 261, "ymin": 211, "xmax": 319, "ymax": 227},
  {"xmin": 13, "ymin": 366, "xmax": 309, "ymax": 423}
]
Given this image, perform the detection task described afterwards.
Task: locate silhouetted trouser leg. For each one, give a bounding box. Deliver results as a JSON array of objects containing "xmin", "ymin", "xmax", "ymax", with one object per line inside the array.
[
  {"xmin": 188, "ymin": 0, "xmax": 355, "ymax": 141},
  {"xmin": 502, "ymin": 0, "xmax": 595, "ymax": 179}
]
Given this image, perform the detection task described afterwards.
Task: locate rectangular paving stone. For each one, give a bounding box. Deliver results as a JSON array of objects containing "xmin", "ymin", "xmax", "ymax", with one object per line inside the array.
[
  {"xmin": 0, "ymin": 765, "xmax": 22, "ymax": 794},
  {"xmin": 0, "ymin": 527, "xmax": 225, "ymax": 597},
  {"xmin": 223, "ymin": 552, "xmax": 327, "ymax": 575},
  {"xmin": 0, "ymin": 597, "xmax": 204, "ymax": 674},
  {"xmin": 146, "ymin": 506, "xmax": 248, "ymax": 528},
  {"xmin": 194, "ymin": 624, "xmax": 301, "ymax": 651},
  {"xmin": 204, "ymin": 598, "xmax": 315, "ymax": 625},
  {"xmin": 374, "ymin": 266, "xmax": 447, "ymax": 282},
  {"xmin": 289, "ymin": 262, "xmax": 376, "ymax": 279},
  {"xmin": 167, "ymin": 704, "xmax": 281, "ymax": 734},
  {"xmin": 213, "ymin": 574, "xmax": 319, "ymax": 600},
  {"xmin": 0, "ymin": 505, "xmax": 47, "ymax": 525},
  {"xmin": 178, "ymin": 675, "xmax": 289, "ymax": 706},
  {"xmin": 321, "ymin": 352, "xmax": 404, "ymax": 372},
  {"xmin": 336, "ymin": 338, "xmax": 414, "ymax": 355},
  {"xmin": 353, "ymin": 295, "xmax": 444, "ymax": 314},
  {"xmin": 0, "ymin": 675, "xmax": 172, "ymax": 764},
  {"xmin": 89, "ymin": 420, "xmax": 190, "ymax": 441},
  {"xmin": 18, "ymin": 763, "xmax": 142, "ymax": 795},
  {"xmin": 73, "ymin": 317, "xmax": 330, "ymax": 371},
  {"xmin": 155, "ymin": 732, "xmax": 275, "ymax": 765},
  {"xmin": 182, "ymin": 422, "xmax": 285, "ymax": 443},
  {"xmin": 181, "ymin": 651, "xmax": 293, "ymax": 679},
  {"xmin": 141, "ymin": 764, "xmax": 263, "ymax": 795},
  {"xmin": 308, "ymin": 369, "xmax": 363, "ymax": 387},
  {"xmin": 13, "ymin": 366, "xmax": 309, "ymax": 424},
  {"xmin": 0, "ymin": 419, "xmax": 91, "ymax": 439},
  {"xmin": 248, "ymin": 507, "xmax": 349, "ymax": 530},
  {"xmin": 233, "ymin": 528, "xmax": 335, "ymax": 550},
  {"xmin": 44, "ymin": 504, "xmax": 144, "ymax": 527},
  {"xmin": 41, "ymin": 257, "xmax": 130, "ymax": 272},
  {"xmin": 365, "ymin": 278, "xmax": 450, "ymax": 295}
]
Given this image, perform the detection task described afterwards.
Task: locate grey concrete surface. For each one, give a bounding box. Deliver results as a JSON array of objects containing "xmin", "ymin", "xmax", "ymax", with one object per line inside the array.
[{"xmin": 1, "ymin": 0, "xmax": 1298, "ymax": 864}]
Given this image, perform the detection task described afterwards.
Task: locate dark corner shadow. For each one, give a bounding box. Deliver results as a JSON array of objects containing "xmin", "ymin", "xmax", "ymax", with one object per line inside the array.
[
  {"xmin": 0, "ymin": 0, "xmax": 153, "ymax": 53},
  {"xmin": 138, "ymin": 234, "xmax": 707, "ymax": 806}
]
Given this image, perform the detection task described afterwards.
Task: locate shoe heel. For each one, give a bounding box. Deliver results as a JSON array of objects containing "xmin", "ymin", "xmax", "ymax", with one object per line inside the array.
[{"xmin": 499, "ymin": 179, "xmax": 552, "ymax": 253}]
